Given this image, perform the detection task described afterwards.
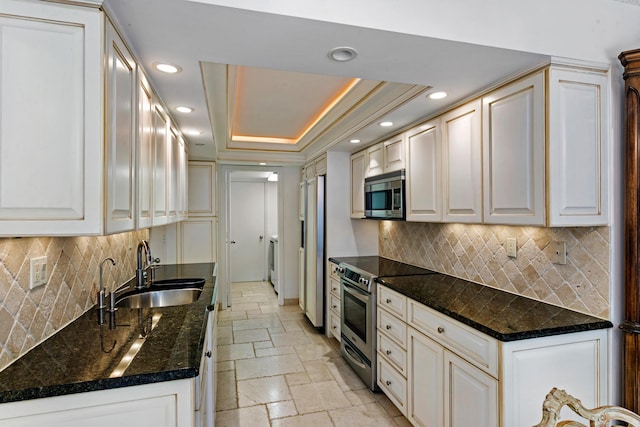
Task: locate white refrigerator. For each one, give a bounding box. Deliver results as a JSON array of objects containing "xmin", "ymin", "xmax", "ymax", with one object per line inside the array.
[{"xmin": 303, "ymin": 175, "xmax": 325, "ymax": 328}]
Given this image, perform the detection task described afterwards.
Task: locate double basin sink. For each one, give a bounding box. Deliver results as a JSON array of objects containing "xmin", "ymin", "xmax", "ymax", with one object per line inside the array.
[{"xmin": 115, "ymin": 277, "xmax": 206, "ymax": 309}]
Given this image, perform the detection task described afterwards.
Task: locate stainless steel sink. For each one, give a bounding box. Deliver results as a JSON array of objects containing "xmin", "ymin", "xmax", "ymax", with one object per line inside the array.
[
  {"xmin": 151, "ymin": 278, "xmax": 206, "ymax": 288},
  {"xmin": 116, "ymin": 287, "xmax": 202, "ymax": 309}
]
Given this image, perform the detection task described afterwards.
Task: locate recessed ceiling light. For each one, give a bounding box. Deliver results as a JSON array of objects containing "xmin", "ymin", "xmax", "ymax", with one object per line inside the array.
[
  {"xmin": 328, "ymin": 46, "xmax": 358, "ymax": 62},
  {"xmin": 176, "ymin": 106, "xmax": 194, "ymax": 113},
  {"xmin": 186, "ymin": 130, "xmax": 203, "ymax": 136},
  {"xmin": 350, "ymin": 139, "xmax": 361, "ymax": 144},
  {"xmin": 379, "ymin": 121, "xmax": 393, "ymax": 127},
  {"xmin": 154, "ymin": 62, "xmax": 182, "ymax": 74},
  {"xmin": 429, "ymin": 91, "xmax": 448, "ymax": 100},
  {"xmin": 259, "ymin": 162, "xmax": 266, "ymax": 166}
]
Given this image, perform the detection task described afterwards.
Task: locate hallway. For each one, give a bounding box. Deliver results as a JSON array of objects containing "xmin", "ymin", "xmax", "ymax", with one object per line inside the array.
[{"xmin": 215, "ymin": 281, "xmax": 410, "ymax": 426}]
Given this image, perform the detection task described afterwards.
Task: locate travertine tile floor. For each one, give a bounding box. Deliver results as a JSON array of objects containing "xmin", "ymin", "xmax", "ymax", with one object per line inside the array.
[{"xmin": 216, "ymin": 281, "xmax": 411, "ymax": 426}]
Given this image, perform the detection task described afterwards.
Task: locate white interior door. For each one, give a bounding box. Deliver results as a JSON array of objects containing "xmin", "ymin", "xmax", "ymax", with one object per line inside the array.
[{"xmin": 230, "ymin": 181, "xmax": 265, "ymax": 282}]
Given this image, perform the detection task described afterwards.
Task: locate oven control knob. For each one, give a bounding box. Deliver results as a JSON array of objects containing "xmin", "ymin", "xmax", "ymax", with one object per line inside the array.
[
  {"xmin": 359, "ymin": 277, "xmax": 369, "ymax": 287},
  {"xmin": 336, "ymin": 267, "xmax": 345, "ymax": 274}
]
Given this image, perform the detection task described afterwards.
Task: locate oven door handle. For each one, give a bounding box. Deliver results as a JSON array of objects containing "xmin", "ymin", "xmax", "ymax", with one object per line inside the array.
[
  {"xmin": 343, "ymin": 341, "xmax": 369, "ymax": 370},
  {"xmin": 342, "ymin": 280, "xmax": 369, "ymax": 303}
]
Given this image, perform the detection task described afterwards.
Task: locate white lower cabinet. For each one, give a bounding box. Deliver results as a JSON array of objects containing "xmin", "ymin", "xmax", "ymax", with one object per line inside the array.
[{"xmin": 377, "ymin": 284, "xmax": 608, "ymax": 427}]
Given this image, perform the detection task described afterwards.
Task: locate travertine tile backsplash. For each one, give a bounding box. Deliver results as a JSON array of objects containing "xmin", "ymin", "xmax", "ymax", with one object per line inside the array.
[
  {"xmin": 0, "ymin": 230, "xmax": 148, "ymax": 371},
  {"xmin": 379, "ymin": 222, "xmax": 610, "ymax": 319}
]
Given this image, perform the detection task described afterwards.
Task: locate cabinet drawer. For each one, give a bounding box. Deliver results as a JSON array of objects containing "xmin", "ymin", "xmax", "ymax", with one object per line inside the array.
[
  {"xmin": 378, "ymin": 285, "xmax": 407, "ymax": 320},
  {"xmin": 378, "ymin": 308, "xmax": 407, "ymax": 348},
  {"xmin": 329, "ymin": 263, "xmax": 340, "ymax": 281},
  {"xmin": 408, "ymin": 301, "xmax": 498, "ymax": 377},
  {"xmin": 329, "ymin": 310, "xmax": 341, "ymax": 341},
  {"xmin": 329, "ymin": 293, "xmax": 341, "ymax": 316},
  {"xmin": 329, "ymin": 277, "xmax": 340, "ymax": 296},
  {"xmin": 378, "ymin": 332, "xmax": 407, "ymax": 376},
  {"xmin": 378, "ymin": 357, "xmax": 407, "ymax": 415}
]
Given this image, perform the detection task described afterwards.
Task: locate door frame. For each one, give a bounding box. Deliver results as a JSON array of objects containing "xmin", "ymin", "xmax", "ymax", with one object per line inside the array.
[{"xmin": 218, "ymin": 164, "xmax": 284, "ymax": 309}]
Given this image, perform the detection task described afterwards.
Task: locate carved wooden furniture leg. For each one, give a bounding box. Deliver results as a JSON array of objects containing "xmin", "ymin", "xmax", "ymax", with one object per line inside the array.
[
  {"xmin": 533, "ymin": 387, "xmax": 640, "ymax": 427},
  {"xmin": 620, "ymin": 48, "xmax": 640, "ymax": 414}
]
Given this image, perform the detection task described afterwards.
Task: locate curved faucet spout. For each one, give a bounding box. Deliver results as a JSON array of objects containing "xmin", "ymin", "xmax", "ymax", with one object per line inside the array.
[
  {"xmin": 98, "ymin": 257, "xmax": 116, "ymax": 315},
  {"xmin": 136, "ymin": 240, "xmax": 151, "ymax": 289}
]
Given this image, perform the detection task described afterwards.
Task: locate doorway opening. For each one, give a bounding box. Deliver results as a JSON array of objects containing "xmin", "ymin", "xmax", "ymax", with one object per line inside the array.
[{"xmin": 218, "ymin": 165, "xmax": 284, "ymax": 309}]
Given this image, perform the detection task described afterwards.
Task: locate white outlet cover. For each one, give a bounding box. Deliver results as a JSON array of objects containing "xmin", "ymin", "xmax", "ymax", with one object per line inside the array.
[
  {"xmin": 29, "ymin": 256, "xmax": 47, "ymax": 289},
  {"xmin": 505, "ymin": 238, "xmax": 517, "ymax": 258}
]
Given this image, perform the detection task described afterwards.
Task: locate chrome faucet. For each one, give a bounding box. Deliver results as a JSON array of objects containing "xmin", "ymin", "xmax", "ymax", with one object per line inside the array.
[
  {"xmin": 136, "ymin": 240, "xmax": 151, "ymax": 289},
  {"xmin": 98, "ymin": 257, "xmax": 116, "ymax": 316}
]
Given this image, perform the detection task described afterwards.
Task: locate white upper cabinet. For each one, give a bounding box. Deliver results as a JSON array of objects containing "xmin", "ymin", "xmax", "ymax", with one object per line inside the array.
[
  {"xmin": 482, "ymin": 72, "xmax": 545, "ymax": 225},
  {"xmin": 547, "ymin": 66, "xmax": 609, "ymax": 226},
  {"xmin": 188, "ymin": 161, "xmax": 217, "ymax": 217},
  {"xmin": 350, "ymin": 151, "xmax": 366, "ymax": 218},
  {"xmin": 153, "ymin": 105, "xmax": 169, "ymax": 227},
  {"xmin": 383, "ymin": 135, "xmax": 405, "ymax": 172},
  {"xmin": 137, "ymin": 74, "xmax": 154, "ymax": 230},
  {"xmin": 0, "ymin": 1, "xmax": 103, "ymax": 236},
  {"xmin": 441, "ymin": 100, "xmax": 483, "ymax": 223},
  {"xmin": 105, "ymin": 21, "xmax": 137, "ymax": 234},
  {"xmin": 365, "ymin": 143, "xmax": 384, "ymax": 177},
  {"xmin": 405, "ymin": 120, "xmax": 442, "ymax": 222}
]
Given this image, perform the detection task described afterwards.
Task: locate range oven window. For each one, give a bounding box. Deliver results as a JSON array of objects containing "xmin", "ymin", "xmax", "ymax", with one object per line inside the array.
[{"xmin": 343, "ymin": 286, "xmax": 367, "ymax": 342}]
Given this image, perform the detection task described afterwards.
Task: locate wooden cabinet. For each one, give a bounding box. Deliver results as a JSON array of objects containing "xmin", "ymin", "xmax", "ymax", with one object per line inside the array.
[
  {"xmin": 405, "ymin": 120, "xmax": 442, "ymax": 222},
  {"xmin": 377, "ymin": 283, "xmax": 607, "ymax": 427},
  {"xmin": 547, "ymin": 66, "xmax": 609, "ymax": 226},
  {"xmin": 137, "ymin": 74, "xmax": 155, "ymax": 230},
  {"xmin": 0, "ymin": 1, "xmax": 102, "ymax": 236},
  {"xmin": 350, "ymin": 151, "xmax": 366, "ymax": 218},
  {"xmin": 0, "ymin": 1, "xmax": 189, "ymax": 236},
  {"xmin": 328, "ymin": 261, "xmax": 341, "ymax": 341},
  {"xmin": 188, "ymin": 161, "xmax": 216, "ymax": 217},
  {"xmin": 441, "ymin": 100, "xmax": 483, "ymax": 223},
  {"xmin": 365, "ymin": 143, "xmax": 384, "ymax": 177},
  {"xmin": 105, "ymin": 20, "xmax": 137, "ymax": 234},
  {"xmin": 482, "ymin": 72, "xmax": 545, "ymax": 225},
  {"xmin": 383, "ymin": 135, "xmax": 405, "ymax": 172}
]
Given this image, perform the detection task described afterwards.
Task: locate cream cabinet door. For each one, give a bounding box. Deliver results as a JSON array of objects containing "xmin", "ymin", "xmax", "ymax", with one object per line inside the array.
[
  {"xmin": 350, "ymin": 151, "xmax": 366, "ymax": 218},
  {"xmin": 365, "ymin": 143, "xmax": 384, "ymax": 177},
  {"xmin": 408, "ymin": 328, "xmax": 444, "ymax": 427},
  {"xmin": 406, "ymin": 120, "xmax": 442, "ymax": 222},
  {"xmin": 548, "ymin": 67, "xmax": 609, "ymax": 226},
  {"xmin": 153, "ymin": 105, "xmax": 169, "ymax": 226},
  {"xmin": 444, "ymin": 351, "xmax": 498, "ymax": 427},
  {"xmin": 482, "ymin": 72, "xmax": 545, "ymax": 225},
  {"xmin": 0, "ymin": 2, "xmax": 102, "ymax": 236},
  {"xmin": 137, "ymin": 74, "xmax": 154, "ymax": 229},
  {"xmin": 105, "ymin": 21, "xmax": 136, "ymax": 234},
  {"xmin": 168, "ymin": 128, "xmax": 180, "ymax": 220},
  {"xmin": 179, "ymin": 218, "xmax": 217, "ymax": 263},
  {"xmin": 383, "ymin": 135, "xmax": 405, "ymax": 172},
  {"xmin": 441, "ymin": 100, "xmax": 482, "ymax": 223},
  {"xmin": 188, "ymin": 161, "xmax": 217, "ymax": 217}
]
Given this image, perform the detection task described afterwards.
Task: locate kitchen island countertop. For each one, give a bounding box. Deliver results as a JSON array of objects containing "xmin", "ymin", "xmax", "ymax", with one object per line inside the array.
[{"xmin": 0, "ymin": 262, "xmax": 216, "ymax": 404}]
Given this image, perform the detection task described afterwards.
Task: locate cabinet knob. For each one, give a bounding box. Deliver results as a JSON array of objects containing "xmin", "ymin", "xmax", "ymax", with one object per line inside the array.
[
  {"xmin": 333, "ymin": 325, "xmax": 337, "ymax": 329},
  {"xmin": 437, "ymin": 327, "xmax": 445, "ymax": 334},
  {"xmin": 386, "ymin": 349, "xmax": 392, "ymax": 355},
  {"xmin": 386, "ymin": 298, "xmax": 391, "ymax": 304},
  {"xmin": 386, "ymin": 380, "xmax": 392, "ymax": 386},
  {"xmin": 386, "ymin": 324, "xmax": 392, "ymax": 330},
  {"xmin": 205, "ymin": 350, "xmax": 212, "ymax": 358},
  {"xmin": 332, "ymin": 305, "xmax": 337, "ymax": 309},
  {"xmin": 333, "ymin": 287, "xmax": 338, "ymax": 292}
]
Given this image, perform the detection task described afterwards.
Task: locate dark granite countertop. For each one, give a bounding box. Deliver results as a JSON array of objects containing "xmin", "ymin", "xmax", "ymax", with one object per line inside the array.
[
  {"xmin": 376, "ymin": 273, "xmax": 612, "ymax": 342},
  {"xmin": 328, "ymin": 256, "xmax": 435, "ymax": 277},
  {"xmin": 0, "ymin": 262, "xmax": 216, "ymax": 403}
]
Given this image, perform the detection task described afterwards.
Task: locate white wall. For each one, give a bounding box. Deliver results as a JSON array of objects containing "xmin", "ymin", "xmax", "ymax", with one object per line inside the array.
[{"xmin": 325, "ymin": 151, "xmax": 378, "ymax": 257}]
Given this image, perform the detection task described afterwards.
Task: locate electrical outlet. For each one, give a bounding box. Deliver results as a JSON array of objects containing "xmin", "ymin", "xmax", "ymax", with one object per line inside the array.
[
  {"xmin": 30, "ymin": 256, "xmax": 48, "ymax": 289},
  {"xmin": 550, "ymin": 241, "xmax": 567, "ymax": 265},
  {"xmin": 505, "ymin": 238, "xmax": 517, "ymax": 258}
]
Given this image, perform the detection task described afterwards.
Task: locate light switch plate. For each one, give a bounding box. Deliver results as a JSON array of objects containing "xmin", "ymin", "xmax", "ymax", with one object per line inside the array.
[
  {"xmin": 550, "ymin": 241, "xmax": 567, "ymax": 265},
  {"xmin": 30, "ymin": 256, "xmax": 48, "ymax": 289},
  {"xmin": 505, "ymin": 238, "xmax": 517, "ymax": 258}
]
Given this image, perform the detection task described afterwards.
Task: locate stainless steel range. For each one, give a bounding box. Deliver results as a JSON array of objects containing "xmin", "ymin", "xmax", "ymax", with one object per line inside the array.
[
  {"xmin": 335, "ymin": 256, "xmax": 436, "ymax": 391},
  {"xmin": 337, "ymin": 263, "xmax": 378, "ymax": 390}
]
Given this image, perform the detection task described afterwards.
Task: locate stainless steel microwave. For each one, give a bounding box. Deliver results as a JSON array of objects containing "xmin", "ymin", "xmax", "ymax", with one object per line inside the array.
[{"xmin": 364, "ymin": 169, "xmax": 405, "ymax": 220}]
